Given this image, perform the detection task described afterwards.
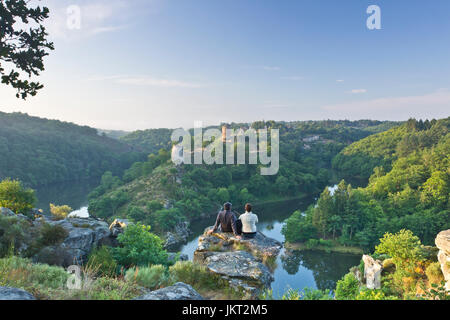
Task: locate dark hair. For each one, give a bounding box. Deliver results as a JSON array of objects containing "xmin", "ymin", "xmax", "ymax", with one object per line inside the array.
[
  {"xmin": 224, "ymin": 202, "xmax": 232, "ymax": 210},
  {"xmin": 245, "ymin": 203, "xmax": 252, "ymax": 212}
]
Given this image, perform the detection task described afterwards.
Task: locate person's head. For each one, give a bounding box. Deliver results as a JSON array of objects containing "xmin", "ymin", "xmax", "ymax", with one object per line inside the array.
[
  {"xmin": 245, "ymin": 203, "xmax": 252, "ymax": 213},
  {"xmin": 224, "ymin": 202, "xmax": 232, "ymax": 211}
]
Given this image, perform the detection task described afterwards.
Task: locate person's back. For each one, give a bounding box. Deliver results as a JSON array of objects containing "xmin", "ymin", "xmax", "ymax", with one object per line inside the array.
[
  {"xmin": 240, "ymin": 203, "xmax": 258, "ymax": 239},
  {"xmin": 216, "ymin": 210, "xmax": 236, "ymax": 233},
  {"xmin": 208, "ymin": 202, "xmax": 241, "ymax": 238}
]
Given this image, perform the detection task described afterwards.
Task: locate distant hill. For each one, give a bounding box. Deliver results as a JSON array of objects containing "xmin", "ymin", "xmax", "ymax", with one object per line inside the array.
[
  {"xmin": 97, "ymin": 129, "xmax": 131, "ymax": 140},
  {"xmin": 120, "ymin": 128, "xmax": 173, "ymax": 154},
  {"xmin": 0, "ymin": 112, "xmax": 144, "ymax": 187},
  {"xmin": 332, "ymin": 117, "xmax": 449, "ymax": 180}
]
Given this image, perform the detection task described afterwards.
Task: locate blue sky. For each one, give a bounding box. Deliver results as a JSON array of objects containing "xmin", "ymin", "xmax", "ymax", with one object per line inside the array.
[{"xmin": 0, "ymin": 0, "xmax": 449, "ymax": 130}]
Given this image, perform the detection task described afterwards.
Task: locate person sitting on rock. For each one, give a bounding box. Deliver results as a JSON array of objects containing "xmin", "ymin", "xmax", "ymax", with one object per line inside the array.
[
  {"xmin": 239, "ymin": 203, "xmax": 258, "ymax": 240},
  {"xmin": 207, "ymin": 202, "xmax": 242, "ymax": 239}
]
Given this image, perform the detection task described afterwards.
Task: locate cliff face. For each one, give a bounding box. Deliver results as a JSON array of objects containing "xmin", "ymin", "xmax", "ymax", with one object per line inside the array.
[
  {"xmin": 435, "ymin": 230, "xmax": 450, "ymax": 290},
  {"xmin": 193, "ymin": 227, "xmax": 282, "ymax": 299}
]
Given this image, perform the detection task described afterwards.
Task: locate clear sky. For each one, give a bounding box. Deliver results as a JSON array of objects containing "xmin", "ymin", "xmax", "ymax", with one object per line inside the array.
[{"xmin": 1, "ymin": 0, "xmax": 449, "ymax": 130}]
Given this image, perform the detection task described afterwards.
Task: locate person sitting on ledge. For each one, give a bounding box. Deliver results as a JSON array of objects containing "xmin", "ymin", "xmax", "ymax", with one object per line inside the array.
[
  {"xmin": 207, "ymin": 202, "xmax": 242, "ymax": 239},
  {"xmin": 239, "ymin": 203, "xmax": 258, "ymax": 240}
]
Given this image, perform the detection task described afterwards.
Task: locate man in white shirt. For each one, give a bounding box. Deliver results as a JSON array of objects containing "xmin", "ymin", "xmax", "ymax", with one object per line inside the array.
[{"xmin": 239, "ymin": 203, "xmax": 259, "ymax": 239}]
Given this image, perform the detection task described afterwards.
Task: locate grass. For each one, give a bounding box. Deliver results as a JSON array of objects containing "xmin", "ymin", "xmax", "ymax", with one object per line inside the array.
[
  {"xmin": 284, "ymin": 241, "xmax": 363, "ymax": 255},
  {"xmin": 0, "ymin": 256, "xmax": 142, "ymax": 300}
]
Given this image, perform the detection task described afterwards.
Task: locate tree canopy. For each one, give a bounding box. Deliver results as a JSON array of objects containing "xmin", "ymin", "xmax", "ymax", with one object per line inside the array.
[{"xmin": 0, "ymin": 0, "xmax": 54, "ymax": 99}]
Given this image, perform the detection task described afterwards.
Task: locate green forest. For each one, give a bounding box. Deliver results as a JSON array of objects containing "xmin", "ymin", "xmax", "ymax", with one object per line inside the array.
[
  {"xmin": 283, "ymin": 117, "xmax": 450, "ymax": 250},
  {"xmin": 87, "ymin": 120, "xmax": 400, "ymax": 235},
  {"xmin": 0, "ymin": 112, "xmax": 144, "ymax": 187}
]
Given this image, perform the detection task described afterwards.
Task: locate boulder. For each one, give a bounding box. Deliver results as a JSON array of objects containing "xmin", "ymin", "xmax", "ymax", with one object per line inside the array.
[
  {"xmin": 0, "ymin": 207, "xmax": 16, "ymax": 217},
  {"xmin": 109, "ymin": 219, "xmax": 130, "ymax": 237},
  {"xmin": 34, "ymin": 217, "xmax": 111, "ymax": 267},
  {"xmin": 167, "ymin": 252, "xmax": 189, "ymax": 263},
  {"xmin": 362, "ymin": 255, "xmax": 383, "ymax": 289},
  {"xmin": 164, "ymin": 221, "xmax": 190, "ymax": 250},
  {"xmin": 195, "ymin": 227, "xmax": 282, "ymax": 260},
  {"xmin": 203, "ymin": 250, "xmax": 273, "ymax": 286},
  {"xmin": 435, "ymin": 230, "xmax": 450, "ymax": 290},
  {"xmin": 193, "ymin": 227, "xmax": 281, "ymax": 299},
  {"xmin": 0, "ymin": 287, "xmax": 35, "ymax": 300},
  {"xmin": 134, "ymin": 282, "xmax": 204, "ymax": 300}
]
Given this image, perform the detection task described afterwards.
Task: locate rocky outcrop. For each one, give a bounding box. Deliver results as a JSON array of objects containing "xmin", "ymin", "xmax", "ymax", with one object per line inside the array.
[
  {"xmin": 109, "ymin": 218, "xmax": 130, "ymax": 237},
  {"xmin": 193, "ymin": 227, "xmax": 282, "ymax": 299},
  {"xmin": 0, "ymin": 287, "xmax": 36, "ymax": 300},
  {"xmin": 33, "ymin": 217, "xmax": 111, "ymax": 267},
  {"xmin": 164, "ymin": 221, "xmax": 190, "ymax": 250},
  {"xmin": 362, "ymin": 255, "xmax": 383, "ymax": 289},
  {"xmin": 134, "ymin": 282, "xmax": 204, "ymax": 300},
  {"xmin": 435, "ymin": 229, "xmax": 450, "ymax": 290}
]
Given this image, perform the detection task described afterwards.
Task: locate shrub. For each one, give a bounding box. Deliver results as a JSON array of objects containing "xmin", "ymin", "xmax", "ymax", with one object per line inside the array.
[
  {"xmin": 112, "ymin": 223, "xmax": 168, "ymax": 268},
  {"xmin": 168, "ymin": 261, "xmax": 220, "ymax": 290},
  {"xmin": 375, "ymin": 230, "xmax": 424, "ymax": 274},
  {"xmin": 425, "ymin": 262, "xmax": 444, "ymax": 285},
  {"xmin": 0, "ymin": 256, "xmax": 68, "ymax": 299},
  {"xmin": 356, "ymin": 289, "xmax": 397, "ymax": 300},
  {"xmin": 319, "ymin": 239, "xmax": 333, "ymax": 247},
  {"xmin": 0, "ymin": 214, "xmax": 32, "ymax": 257},
  {"xmin": 306, "ymin": 239, "xmax": 320, "ymax": 249},
  {"xmin": 87, "ymin": 246, "xmax": 118, "ymax": 277},
  {"xmin": 125, "ymin": 265, "xmax": 168, "ymax": 290},
  {"xmin": 0, "ymin": 179, "xmax": 36, "ymax": 214},
  {"xmin": 37, "ymin": 223, "xmax": 68, "ymax": 247},
  {"xmin": 60, "ymin": 277, "xmax": 141, "ymax": 300},
  {"xmin": 50, "ymin": 204, "xmax": 73, "ymax": 220},
  {"xmin": 335, "ymin": 273, "xmax": 360, "ymax": 300}
]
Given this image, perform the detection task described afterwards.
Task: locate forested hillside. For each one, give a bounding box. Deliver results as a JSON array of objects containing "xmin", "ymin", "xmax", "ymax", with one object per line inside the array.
[
  {"xmin": 332, "ymin": 118, "xmax": 440, "ymax": 180},
  {"xmin": 120, "ymin": 129, "xmax": 173, "ymax": 154},
  {"xmin": 0, "ymin": 112, "xmax": 144, "ymax": 187},
  {"xmin": 88, "ymin": 120, "xmax": 400, "ymax": 236},
  {"xmin": 284, "ymin": 117, "xmax": 450, "ymax": 250}
]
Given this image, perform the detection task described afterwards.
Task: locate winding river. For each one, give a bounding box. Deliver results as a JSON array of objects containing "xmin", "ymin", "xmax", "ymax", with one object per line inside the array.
[
  {"xmin": 178, "ymin": 197, "xmax": 361, "ymax": 298},
  {"xmin": 36, "ymin": 181, "xmax": 361, "ymax": 298}
]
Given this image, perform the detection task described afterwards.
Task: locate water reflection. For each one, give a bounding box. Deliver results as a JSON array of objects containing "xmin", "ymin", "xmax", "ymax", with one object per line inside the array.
[
  {"xmin": 281, "ymin": 250, "xmax": 361, "ymax": 291},
  {"xmin": 34, "ymin": 179, "xmax": 99, "ymax": 213},
  {"xmin": 179, "ymin": 196, "xmax": 362, "ymax": 297}
]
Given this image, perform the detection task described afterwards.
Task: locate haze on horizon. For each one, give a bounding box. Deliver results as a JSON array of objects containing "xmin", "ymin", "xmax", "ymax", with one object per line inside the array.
[{"xmin": 0, "ymin": 0, "xmax": 449, "ymax": 131}]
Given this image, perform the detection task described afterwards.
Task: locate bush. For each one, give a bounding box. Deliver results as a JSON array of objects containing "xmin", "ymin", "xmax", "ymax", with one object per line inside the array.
[
  {"xmin": 168, "ymin": 261, "xmax": 221, "ymax": 291},
  {"xmin": 335, "ymin": 273, "xmax": 360, "ymax": 300},
  {"xmin": 0, "ymin": 256, "xmax": 68, "ymax": 299},
  {"xmin": 50, "ymin": 204, "xmax": 73, "ymax": 220},
  {"xmin": 306, "ymin": 239, "xmax": 320, "ymax": 249},
  {"xmin": 37, "ymin": 223, "xmax": 68, "ymax": 247},
  {"xmin": 0, "ymin": 179, "xmax": 36, "ymax": 214},
  {"xmin": 0, "ymin": 214, "xmax": 32, "ymax": 258},
  {"xmin": 356, "ymin": 289, "xmax": 397, "ymax": 300},
  {"xmin": 319, "ymin": 239, "xmax": 333, "ymax": 247},
  {"xmin": 112, "ymin": 223, "xmax": 168, "ymax": 268},
  {"xmin": 60, "ymin": 277, "xmax": 141, "ymax": 300},
  {"xmin": 375, "ymin": 230, "xmax": 424, "ymax": 274},
  {"xmin": 425, "ymin": 262, "xmax": 444, "ymax": 285},
  {"xmin": 87, "ymin": 246, "xmax": 118, "ymax": 277},
  {"xmin": 125, "ymin": 265, "xmax": 168, "ymax": 290}
]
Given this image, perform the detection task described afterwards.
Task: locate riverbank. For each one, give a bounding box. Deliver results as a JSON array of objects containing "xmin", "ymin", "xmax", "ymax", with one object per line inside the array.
[{"xmin": 284, "ymin": 241, "xmax": 364, "ymax": 255}]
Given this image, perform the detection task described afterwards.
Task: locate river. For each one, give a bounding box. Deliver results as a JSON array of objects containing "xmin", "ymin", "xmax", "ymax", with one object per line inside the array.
[
  {"xmin": 178, "ymin": 196, "xmax": 361, "ymax": 298},
  {"xmin": 35, "ymin": 181, "xmax": 361, "ymax": 298}
]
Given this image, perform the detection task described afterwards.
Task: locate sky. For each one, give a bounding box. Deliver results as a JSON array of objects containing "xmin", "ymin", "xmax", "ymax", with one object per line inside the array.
[{"xmin": 0, "ymin": 0, "xmax": 449, "ymax": 130}]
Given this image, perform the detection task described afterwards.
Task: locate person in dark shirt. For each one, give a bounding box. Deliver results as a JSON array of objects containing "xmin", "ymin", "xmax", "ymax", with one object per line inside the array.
[{"xmin": 207, "ymin": 202, "xmax": 242, "ymax": 239}]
